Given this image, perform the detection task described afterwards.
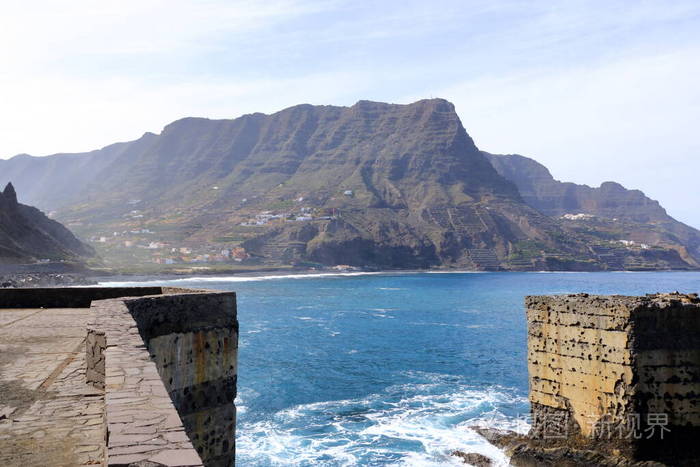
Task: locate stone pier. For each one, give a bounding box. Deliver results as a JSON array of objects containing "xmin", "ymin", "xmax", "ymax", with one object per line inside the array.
[
  {"xmin": 0, "ymin": 287, "xmax": 237, "ymax": 467},
  {"xmin": 526, "ymin": 292, "xmax": 700, "ymax": 464}
]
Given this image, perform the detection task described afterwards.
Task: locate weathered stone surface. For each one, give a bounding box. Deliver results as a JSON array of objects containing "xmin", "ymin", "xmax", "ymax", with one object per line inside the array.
[
  {"xmin": 524, "ymin": 293, "xmax": 700, "ymax": 464},
  {"xmin": 0, "ymin": 286, "xmax": 237, "ymax": 467},
  {"xmin": 91, "ymin": 291, "xmax": 237, "ymax": 467},
  {"xmin": 87, "ymin": 328, "xmax": 107, "ymax": 389},
  {"xmin": 0, "ymin": 306, "xmax": 106, "ymax": 466}
]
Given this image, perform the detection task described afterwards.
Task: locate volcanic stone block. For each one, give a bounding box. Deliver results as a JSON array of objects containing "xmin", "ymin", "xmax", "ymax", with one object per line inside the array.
[
  {"xmin": 526, "ymin": 293, "xmax": 700, "ymax": 462},
  {"xmin": 127, "ymin": 292, "xmax": 238, "ymax": 467}
]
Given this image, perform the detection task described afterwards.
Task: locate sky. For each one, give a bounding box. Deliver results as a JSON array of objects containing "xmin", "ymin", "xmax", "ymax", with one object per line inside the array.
[{"xmin": 1, "ymin": 0, "xmax": 699, "ymax": 227}]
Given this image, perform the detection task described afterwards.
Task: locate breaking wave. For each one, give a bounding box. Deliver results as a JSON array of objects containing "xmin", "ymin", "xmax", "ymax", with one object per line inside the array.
[
  {"xmin": 98, "ymin": 271, "xmax": 384, "ymax": 287},
  {"xmin": 236, "ymin": 373, "xmax": 528, "ymax": 466}
]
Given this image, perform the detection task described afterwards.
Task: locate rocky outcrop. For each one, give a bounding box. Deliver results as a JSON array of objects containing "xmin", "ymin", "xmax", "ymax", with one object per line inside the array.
[
  {"xmin": 451, "ymin": 450, "xmax": 493, "ymax": 466},
  {"xmin": 0, "ymin": 182, "xmax": 94, "ymax": 264},
  {"xmin": 493, "ymin": 293, "xmax": 700, "ymax": 466},
  {"xmin": 469, "ymin": 427, "xmax": 663, "ymax": 467}
]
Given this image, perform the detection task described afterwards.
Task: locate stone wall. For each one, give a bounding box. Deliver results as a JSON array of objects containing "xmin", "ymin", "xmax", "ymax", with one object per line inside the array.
[
  {"xmin": 126, "ymin": 293, "xmax": 238, "ymax": 466},
  {"xmin": 0, "ymin": 286, "xmax": 166, "ymax": 308},
  {"xmin": 13, "ymin": 285, "xmax": 242, "ymax": 466},
  {"xmin": 526, "ymin": 293, "xmax": 700, "ymax": 462},
  {"xmin": 89, "ymin": 298, "xmax": 204, "ymax": 466},
  {"xmin": 85, "ymin": 289, "xmax": 237, "ymax": 466}
]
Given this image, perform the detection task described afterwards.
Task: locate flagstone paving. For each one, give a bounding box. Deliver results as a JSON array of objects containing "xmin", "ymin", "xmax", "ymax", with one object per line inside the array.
[
  {"xmin": 0, "ymin": 288, "xmax": 230, "ymax": 467},
  {"xmin": 0, "ymin": 307, "xmax": 105, "ymax": 466}
]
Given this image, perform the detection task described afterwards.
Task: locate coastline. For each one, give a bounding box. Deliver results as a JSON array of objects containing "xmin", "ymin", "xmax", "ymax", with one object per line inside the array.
[
  {"xmin": 2, "ymin": 262, "xmax": 696, "ymax": 288},
  {"xmin": 90, "ymin": 267, "xmax": 700, "ymax": 287}
]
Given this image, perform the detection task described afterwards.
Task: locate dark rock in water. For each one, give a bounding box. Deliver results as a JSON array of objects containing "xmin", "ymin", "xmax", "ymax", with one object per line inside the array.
[
  {"xmin": 470, "ymin": 427, "xmax": 520, "ymax": 447},
  {"xmin": 0, "ymin": 273, "xmax": 97, "ymax": 288},
  {"xmin": 451, "ymin": 450, "xmax": 493, "ymax": 466},
  {"xmin": 469, "ymin": 427, "xmax": 668, "ymax": 467}
]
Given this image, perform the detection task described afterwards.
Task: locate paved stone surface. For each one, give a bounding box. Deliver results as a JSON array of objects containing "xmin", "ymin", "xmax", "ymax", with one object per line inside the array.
[
  {"xmin": 90, "ymin": 299, "xmax": 202, "ymax": 466},
  {"xmin": 0, "ymin": 287, "xmax": 235, "ymax": 467},
  {"xmin": 0, "ymin": 308, "xmax": 106, "ymax": 466}
]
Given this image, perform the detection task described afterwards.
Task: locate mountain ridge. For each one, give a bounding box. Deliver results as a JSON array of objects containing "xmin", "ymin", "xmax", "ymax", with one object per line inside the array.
[
  {"xmin": 0, "ymin": 99, "xmax": 697, "ymax": 271},
  {"xmin": 484, "ymin": 153, "xmax": 671, "ymax": 221},
  {"xmin": 485, "ymin": 152, "xmax": 700, "ymax": 267}
]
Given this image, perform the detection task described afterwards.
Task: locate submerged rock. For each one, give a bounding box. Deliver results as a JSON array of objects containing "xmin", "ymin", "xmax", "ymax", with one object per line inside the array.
[
  {"xmin": 451, "ymin": 450, "xmax": 493, "ymax": 466},
  {"xmin": 0, "ymin": 273, "xmax": 97, "ymax": 288},
  {"xmin": 469, "ymin": 427, "xmax": 666, "ymax": 467}
]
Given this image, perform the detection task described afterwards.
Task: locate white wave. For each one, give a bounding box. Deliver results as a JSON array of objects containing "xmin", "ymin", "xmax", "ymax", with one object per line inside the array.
[
  {"xmin": 424, "ymin": 270, "xmax": 488, "ymax": 274},
  {"xmin": 531, "ymin": 270, "xmax": 591, "ymax": 274},
  {"xmin": 98, "ymin": 271, "xmax": 386, "ymax": 287},
  {"xmin": 458, "ymin": 309, "xmax": 482, "ymax": 314},
  {"xmin": 609, "ymin": 270, "xmax": 654, "ymax": 273},
  {"xmin": 236, "ymin": 381, "xmax": 528, "ymax": 466},
  {"xmin": 405, "ymin": 322, "xmax": 491, "ymax": 329},
  {"xmin": 97, "ymin": 268, "xmax": 637, "ymax": 287}
]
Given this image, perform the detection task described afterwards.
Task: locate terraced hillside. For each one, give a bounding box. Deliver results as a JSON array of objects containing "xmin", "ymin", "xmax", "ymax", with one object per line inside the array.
[{"xmin": 0, "ymin": 99, "xmax": 696, "ymax": 271}]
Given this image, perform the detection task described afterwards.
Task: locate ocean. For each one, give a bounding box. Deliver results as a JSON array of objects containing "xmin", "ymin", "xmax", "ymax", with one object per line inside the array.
[{"xmin": 101, "ymin": 271, "xmax": 700, "ymax": 466}]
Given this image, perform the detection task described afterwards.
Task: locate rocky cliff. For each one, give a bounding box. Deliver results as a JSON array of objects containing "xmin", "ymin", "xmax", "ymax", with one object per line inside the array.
[
  {"xmin": 0, "ymin": 182, "xmax": 94, "ymax": 264},
  {"xmin": 485, "ymin": 153, "xmax": 674, "ymax": 222},
  {"xmin": 0, "ymin": 100, "xmax": 697, "ymax": 271},
  {"xmin": 486, "ymin": 153, "xmax": 700, "ymax": 268}
]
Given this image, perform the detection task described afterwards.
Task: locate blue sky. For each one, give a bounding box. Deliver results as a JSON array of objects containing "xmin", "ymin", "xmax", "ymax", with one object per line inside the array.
[{"xmin": 1, "ymin": 0, "xmax": 699, "ymax": 226}]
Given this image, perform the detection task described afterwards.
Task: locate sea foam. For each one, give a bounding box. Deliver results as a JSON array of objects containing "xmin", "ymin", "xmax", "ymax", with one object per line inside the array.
[{"xmin": 236, "ymin": 374, "xmax": 528, "ymax": 466}]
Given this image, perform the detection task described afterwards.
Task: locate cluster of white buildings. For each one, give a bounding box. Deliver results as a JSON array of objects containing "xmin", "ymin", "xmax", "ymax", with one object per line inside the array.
[
  {"xmin": 618, "ymin": 239, "xmax": 650, "ymax": 249},
  {"xmin": 561, "ymin": 213, "xmax": 596, "ymax": 221},
  {"xmin": 239, "ymin": 207, "xmax": 335, "ymax": 226}
]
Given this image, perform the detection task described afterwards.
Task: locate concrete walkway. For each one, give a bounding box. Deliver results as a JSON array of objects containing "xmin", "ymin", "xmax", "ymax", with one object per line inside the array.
[
  {"xmin": 0, "ymin": 287, "xmax": 236, "ymax": 467},
  {"xmin": 0, "ymin": 307, "xmax": 105, "ymax": 466}
]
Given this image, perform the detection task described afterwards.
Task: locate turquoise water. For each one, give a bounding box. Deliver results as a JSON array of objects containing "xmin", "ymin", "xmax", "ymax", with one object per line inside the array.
[{"xmin": 102, "ymin": 271, "xmax": 700, "ymax": 466}]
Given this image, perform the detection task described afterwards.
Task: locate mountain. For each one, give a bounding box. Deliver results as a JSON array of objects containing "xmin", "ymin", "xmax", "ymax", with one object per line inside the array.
[
  {"xmin": 485, "ymin": 153, "xmax": 700, "ymax": 267},
  {"xmin": 0, "ymin": 182, "xmax": 95, "ymax": 264},
  {"xmin": 0, "ymin": 99, "xmax": 697, "ymax": 271},
  {"xmin": 485, "ymin": 153, "xmax": 670, "ymax": 221}
]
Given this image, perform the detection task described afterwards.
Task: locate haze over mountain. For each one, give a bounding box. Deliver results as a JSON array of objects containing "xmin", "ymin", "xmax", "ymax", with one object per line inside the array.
[
  {"xmin": 485, "ymin": 153, "xmax": 700, "ymax": 268},
  {"xmin": 0, "ymin": 182, "xmax": 94, "ymax": 264},
  {"xmin": 0, "ymin": 99, "xmax": 697, "ymax": 271}
]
